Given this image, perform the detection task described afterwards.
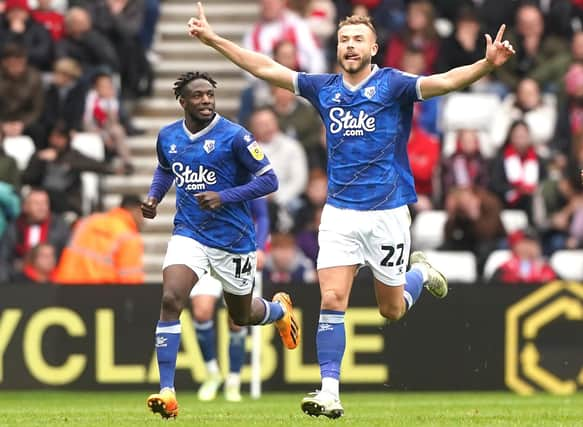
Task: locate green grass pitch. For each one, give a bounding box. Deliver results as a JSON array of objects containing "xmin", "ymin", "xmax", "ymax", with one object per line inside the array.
[{"xmin": 0, "ymin": 391, "xmax": 582, "ymax": 426}]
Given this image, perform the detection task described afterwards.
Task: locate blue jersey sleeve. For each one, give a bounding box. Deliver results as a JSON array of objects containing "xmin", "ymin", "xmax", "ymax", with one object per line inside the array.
[
  {"xmin": 155, "ymin": 133, "xmax": 171, "ymax": 171},
  {"xmin": 293, "ymin": 72, "xmax": 334, "ymax": 109},
  {"xmin": 388, "ymin": 69, "xmax": 423, "ymax": 105},
  {"xmin": 232, "ymin": 129, "xmax": 272, "ymax": 176}
]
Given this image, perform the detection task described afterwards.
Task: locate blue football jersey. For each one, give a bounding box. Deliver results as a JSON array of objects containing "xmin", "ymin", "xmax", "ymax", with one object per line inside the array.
[
  {"xmin": 294, "ymin": 65, "xmax": 422, "ymax": 210},
  {"xmin": 156, "ymin": 114, "xmax": 272, "ymax": 253}
]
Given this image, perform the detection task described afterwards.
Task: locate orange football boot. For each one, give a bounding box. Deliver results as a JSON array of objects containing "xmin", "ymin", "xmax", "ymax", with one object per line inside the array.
[
  {"xmin": 147, "ymin": 388, "xmax": 178, "ymax": 419},
  {"xmin": 273, "ymin": 292, "xmax": 300, "ymax": 349}
]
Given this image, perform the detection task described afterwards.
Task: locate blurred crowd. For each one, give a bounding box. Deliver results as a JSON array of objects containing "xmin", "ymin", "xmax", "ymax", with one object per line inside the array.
[
  {"xmin": 0, "ymin": 0, "xmax": 159, "ymax": 284},
  {"xmin": 241, "ymin": 0, "xmax": 583, "ymax": 286},
  {"xmin": 2, "ymin": 0, "xmax": 583, "ymax": 286}
]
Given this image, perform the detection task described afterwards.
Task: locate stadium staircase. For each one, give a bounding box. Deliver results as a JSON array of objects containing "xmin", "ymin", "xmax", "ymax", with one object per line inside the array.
[{"xmin": 103, "ymin": 0, "xmax": 259, "ymax": 282}]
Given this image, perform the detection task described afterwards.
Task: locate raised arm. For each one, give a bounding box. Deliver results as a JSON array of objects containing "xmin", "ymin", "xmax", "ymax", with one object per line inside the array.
[
  {"xmin": 420, "ymin": 24, "xmax": 515, "ymax": 100},
  {"xmin": 187, "ymin": 2, "xmax": 295, "ymax": 92}
]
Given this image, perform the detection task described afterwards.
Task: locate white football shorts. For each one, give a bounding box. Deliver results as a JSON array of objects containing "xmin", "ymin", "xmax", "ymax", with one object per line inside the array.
[
  {"xmin": 163, "ymin": 235, "xmax": 256, "ymax": 296},
  {"xmin": 190, "ymin": 273, "xmax": 223, "ymax": 298},
  {"xmin": 317, "ymin": 203, "xmax": 412, "ymax": 286}
]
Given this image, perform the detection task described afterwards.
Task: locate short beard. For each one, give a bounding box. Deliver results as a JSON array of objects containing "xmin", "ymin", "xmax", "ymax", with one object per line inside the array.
[{"xmin": 338, "ymin": 55, "xmax": 371, "ymax": 74}]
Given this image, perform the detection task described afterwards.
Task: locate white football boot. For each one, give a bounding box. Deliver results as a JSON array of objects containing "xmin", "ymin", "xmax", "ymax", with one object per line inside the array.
[
  {"xmin": 301, "ymin": 391, "xmax": 344, "ymax": 419},
  {"xmin": 410, "ymin": 251, "xmax": 448, "ymax": 298},
  {"xmin": 197, "ymin": 373, "xmax": 223, "ymax": 401}
]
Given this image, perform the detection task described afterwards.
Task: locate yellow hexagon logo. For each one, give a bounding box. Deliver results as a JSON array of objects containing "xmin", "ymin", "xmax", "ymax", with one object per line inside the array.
[{"xmin": 505, "ymin": 281, "xmax": 583, "ymax": 395}]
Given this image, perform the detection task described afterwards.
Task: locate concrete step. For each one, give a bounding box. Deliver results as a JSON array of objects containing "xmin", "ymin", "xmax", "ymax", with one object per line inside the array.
[
  {"xmin": 152, "ymin": 76, "xmax": 247, "ymax": 97},
  {"xmin": 135, "ymin": 97, "xmax": 240, "ymax": 117},
  {"xmin": 158, "ymin": 22, "xmax": 250, "ymax": 42},
  {"xmin": 161, "ymin": 2, "xmax": 258, "ymax": 22},
  {"xmin": 153, "ymin": 57, "xmax": 248, "ymax": 77},
  {"xmin": 103, "ymin": 192, "xmax": 177, "ymax": 214}
]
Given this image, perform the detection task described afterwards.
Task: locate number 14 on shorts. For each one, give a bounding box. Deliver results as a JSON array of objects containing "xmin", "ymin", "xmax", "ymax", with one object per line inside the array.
[{"xmin": 232, "ymin": 257, "xmax": 252, "ymax": 278}]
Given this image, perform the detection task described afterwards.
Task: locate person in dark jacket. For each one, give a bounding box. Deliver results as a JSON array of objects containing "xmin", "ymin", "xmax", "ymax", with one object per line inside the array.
[
  {"xmin": 22, "ymin": 123, "xmax": 125, "ymax": 215},
  {"xmin": 40, "ymin": 57, "xmax": 87, "ymax": 142},
  {"xmin": 0, "ymin": 42, "xmax": 45, "ymax": 146},
  {"xmin": 55, "ymin": 7, "xmax": 119, "ymax": 74},
  {"xmin": 0, "ymin": 0, "xmax": 53, "ymax": 71},
  {"xmin": 0, "ymin": 188, "xmax": 70, "ymax": 283}
]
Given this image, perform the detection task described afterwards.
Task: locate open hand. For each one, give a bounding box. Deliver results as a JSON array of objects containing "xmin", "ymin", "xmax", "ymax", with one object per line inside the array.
[
  {"xmin": 485, "ymin": 24, "xmax": 515, "ymax": 68},
  {"xmin": 141, "ymin": 196, "xmax": 158, "ymax": 219},
  {"xmin": 187, "ymin": 2, "xmax": 216, "ymax": 45},
  {"xmin": 195, "ymin": 191, "xmax": 222, "ymax": 210}
]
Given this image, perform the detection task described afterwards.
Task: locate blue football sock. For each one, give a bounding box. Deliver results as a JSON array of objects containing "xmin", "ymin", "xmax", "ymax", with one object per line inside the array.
[
  {"xmin": 404, "ymin": 268, "xmax": 424, "ymax": 310},
  {"xmin": 228, "ymin": 328, "xmax": 247, "ymax": 374},
  {"xmin": 258, "ymin": 298, "xmax": 284, "ymax": 325},
  {"xmin": 155, "ymin": 320, "xmax": 181, "ymax": 390},
  {"xmin": 194, "ymin": 320, "xmax": 217, "ymax": 362},
  {"xmin": 317, "ymin": 310, "xmax": 345, "ymax": 382}
]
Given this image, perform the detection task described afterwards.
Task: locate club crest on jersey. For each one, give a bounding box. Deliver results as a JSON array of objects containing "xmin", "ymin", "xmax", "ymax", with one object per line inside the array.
[
  {"xmin": 169, "ymin": 144, "xmax": 177, "ymax": 154},
  {"xmin": 203, "ymin": 139, "xmax": 215, "ymax": 154},
  {"xmin": 247, "ymin": 141, "xmax": 264, "ymax": 160},
  {"xmin": 363, "ymin": 86, "xmax": 376, "ymax": 99}
]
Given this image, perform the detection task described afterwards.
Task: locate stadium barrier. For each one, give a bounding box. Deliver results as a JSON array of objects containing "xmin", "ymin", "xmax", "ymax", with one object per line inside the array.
[{"xmin": 0, "ymin": 280, "xmax": 581, "ymax": 394}]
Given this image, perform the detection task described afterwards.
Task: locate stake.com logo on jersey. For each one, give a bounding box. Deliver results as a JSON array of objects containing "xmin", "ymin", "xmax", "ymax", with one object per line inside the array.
[
  {"xmin": 329, "ymin": 107, "xmax": 376, "ymax": 137},
  {"xmin": 172, "ymin": 162, "xmax": 217, "ymax": 191}
]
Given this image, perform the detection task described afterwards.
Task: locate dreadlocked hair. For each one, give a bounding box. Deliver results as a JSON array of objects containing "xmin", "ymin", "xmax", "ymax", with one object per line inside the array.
[{"xmin": 173, "ymin": 71, "xmax": 217, "ymax": 99}]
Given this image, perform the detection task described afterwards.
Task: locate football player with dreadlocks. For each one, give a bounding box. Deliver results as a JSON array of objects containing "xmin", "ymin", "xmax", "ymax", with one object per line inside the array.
[{"xmin": 143, "ymin": 71, "xmax": 300, "ymax": 418}]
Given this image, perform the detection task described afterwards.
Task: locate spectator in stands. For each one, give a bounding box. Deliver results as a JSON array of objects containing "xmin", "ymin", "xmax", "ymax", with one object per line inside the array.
[
  {"xmin": 0, "ymin": 188, "xmax": 70, "ymax": 283},
  {"xmin": 249, "ymin": 107, "xmax": 308, "ymax": 232},
  {"xmin": 490, "ymin": 78, "xmax": 556, "ymax": 156},
  {"xmin": 442, "ymin": 186, "xmax": 506, "ymax": 272},
  {"xmin": 83, "ymin": 72, "xmax": 133, "ymax": 170},
  {"xmin": 55, "ymin": 7, "xmax": 119, "ymax": 75},
  {"xmin": 441, "ymin": 129, "xmax": 490, "ymax": 198},
  {"xmin": 263, "ymin": 232, "xmax": 316, "ymax": 284},
  {"xmin": 0, "ymin": 0, "xmax": 53, "ymax": 70},
  {"xmin": 86, "ymin": 0, "xmax": 151, "ymax": 100},
  {"xmin": 294, "ymin": 0, "xmax": 336, "ymax": 47},
  {"xmin": 293, "ymin": 169, "xmax": 327, "ymax": 265},
  {"xmin": 555, "ymin": 62, "xmax": 583, "ymax": 155},
  {"xmin": 538, "ymin": 141, "xmax": 583, "ymax": 253},
  {"xmin": 53, "ymin": 194, "xmax": 145, "ymax": 284},
  {"xmin": 12, "ymin": 242, "xmax": 57, "ymax": 284},
  {"xmin": 0, "ymin": 127, "xmax": 20, "ymax": 190},
  {"xmin": 295, "ymin": 206, "xmax": 322, "ymax": 268},
  {"xmin": 436, "ymin": 6, "xmax": 484, "ymax": 74},
  {"xmin": 40, "ymin": 57, "xmax": 87, "ymax": 143},
  {"xmin": 491, "ymin": 228, "xmax": 558, "ymax": 285},
  {"xmin": 238, "ymin": 39, "xmax": 300, "ymax": 126},
  {"xmin": 0, "ymin": 43, "xmax": 44, "ymax": 146},
  {"xmin": 32, "ymin": 0, "xmax": 65, "ymax": 41},
  {"xmin": 431, "ymin": 0, "xmax": 515, "ymax": 36},
  {"xmin": 270, "ymin": 84, "xmax": 322, "ymax": 151},
  {"xmin": 243, "ymin": 0, "xmax": 326, "ymax": 75},
  {"xmin": 334, "ymin": 0, "xmax": 406, "ymax": 63},
  {"xmin": 22, "ymin": 122, "xmax": 125, "ymax": 215},
  {"xmin": 307, "ymin": 123, "xmax": 327, "ymax": 172},
  {"xmin": 407, "ymin": 118, "xmax": 440, "ymax": 213},
  {"xmin": 0, "ymin": 129, "xmax": 21, "ymax": 238},
  {"xmin": 494, "ymin": 3, "xmax": 571, "ymax": 91},
  {"xmin": 401, "ymin": 47, "xmax": 439, "ymax": 136},
  {"xmin": 383, "ymin": 0, "xmax": 440, "ymax": 74},
  {"xmin": 533, "ymin": 152, "xmax": 570, "ymax": 249},
  {"xmin": 140, "ymin": 0, "xmax": 160, "ymax": 62},
  {"xmin": 490, "ymin": 120, "xmax": 543, "ymax": 221},
  {"xmin": 293, "ymin": 168, "xmax": 327, "ymax": 232}
]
